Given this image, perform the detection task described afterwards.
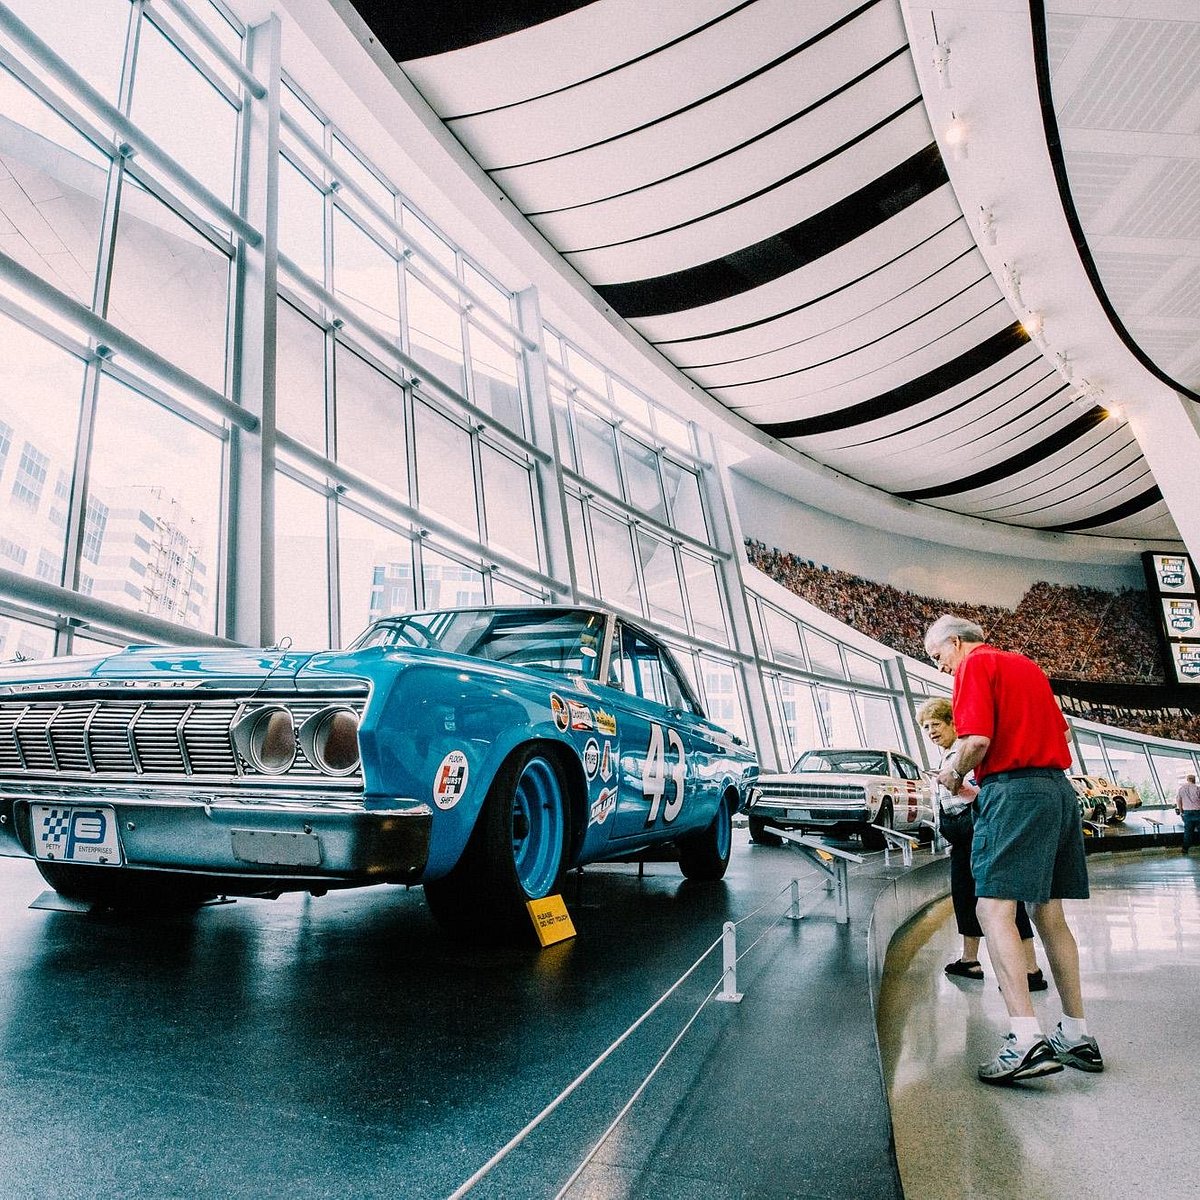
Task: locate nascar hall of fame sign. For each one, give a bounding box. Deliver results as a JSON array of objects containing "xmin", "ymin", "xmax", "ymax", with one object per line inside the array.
[
  {"xmin": 1170, "ymin": 643, "xmax": 1200, "ymax": 682},
  {"xmin": 1153, "ymin": 554, "xmax": 1195, "ymax": 594},
  {"xmin": 1165, "ymin": 598, "xmax": 1200, "ymax": 636}
]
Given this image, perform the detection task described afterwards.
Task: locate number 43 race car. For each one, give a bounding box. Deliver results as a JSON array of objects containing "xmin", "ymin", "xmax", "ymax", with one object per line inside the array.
[{"xmin": 0, "ymin": 606, "xmax": 757, "ymax": 934}]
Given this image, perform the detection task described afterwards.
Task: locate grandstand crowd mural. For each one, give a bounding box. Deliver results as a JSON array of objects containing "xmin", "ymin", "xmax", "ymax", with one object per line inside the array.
[{"xmin": 744, "ymin": 539, "xmax": 1200, "ymax": 745}]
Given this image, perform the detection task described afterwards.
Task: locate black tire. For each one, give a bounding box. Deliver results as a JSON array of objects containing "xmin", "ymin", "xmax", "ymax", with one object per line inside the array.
[
  {"xmin": 861, "ymin": 801, "xmax": 893, "ymax": 851},
  {"xmin": 678, "ymin": 792, "xmax": 733, "ymax": 882},
  {"xmin": 1113, "ymin": 797, "xmax": 1127, "ymax": 821},
  {"xmin": 424, "ymin": 745, "xmax": 571, "ymax": 936},
  {"xmin": 748, "ymin": 814, "xmax": 783, "ymax": 846},
  {"xmin": 35, "ymin": 861, "xmax": 213, "ymax": 912}
]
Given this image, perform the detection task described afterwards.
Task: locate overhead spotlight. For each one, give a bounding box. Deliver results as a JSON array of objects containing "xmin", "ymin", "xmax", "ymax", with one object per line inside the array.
[
  {"xmin": 933, "ymin": 42, "xmax": 952, "ymax": 89},
  {"xmin": 1070, "ymin": 379, "xmax": 1100, "ymax": 408},
  {"xmin": 1104, "ymin": 403, "xmax": 1123, "ymax": 421},
  {"xmin": 945, "ymin": 113, "xmax": 969, "ymax": 160},
  {"xmin": 979, "ymin": 205, "xmax": 997, "ymax": 245},
  {"xmin": 1002, "ymin": 262, "xmax": 1024, "ymax": 310},
  {"xmin": 1021, "ymin": 310, "xmax": 1044, "ymax": 338}
]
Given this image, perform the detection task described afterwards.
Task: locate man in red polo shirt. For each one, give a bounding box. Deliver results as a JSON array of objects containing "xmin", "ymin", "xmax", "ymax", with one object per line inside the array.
[{"xmin": 925, "ymin": 614, "xmax": 1103, "ymax": 1085}]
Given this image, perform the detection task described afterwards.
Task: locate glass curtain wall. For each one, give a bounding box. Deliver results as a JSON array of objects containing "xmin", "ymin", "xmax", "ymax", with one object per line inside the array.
[{"xmin": 0, "ymin": 0, "xmax": 1198, "ymax": 792}]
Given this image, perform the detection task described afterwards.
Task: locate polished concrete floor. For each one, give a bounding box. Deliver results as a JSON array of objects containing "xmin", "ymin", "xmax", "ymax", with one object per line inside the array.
[
  {"xmin": 879, "ymin": 851, "xmax": 1200, "ymax": 1200},
  {"xmin": 0, "ymin": 833, "xmax": 908, "ymax": 1200}
]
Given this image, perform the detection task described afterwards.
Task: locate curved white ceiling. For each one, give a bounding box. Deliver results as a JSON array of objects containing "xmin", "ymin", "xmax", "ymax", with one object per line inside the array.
[{"xmin": 345, "ymin": 0, "xmax": 1194, "ymax": 543}]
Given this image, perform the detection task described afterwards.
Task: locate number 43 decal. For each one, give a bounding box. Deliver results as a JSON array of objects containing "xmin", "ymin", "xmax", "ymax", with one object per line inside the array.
[{"xmin": 643, "ymin": 723, "xmax": 686, "ymax": 826}]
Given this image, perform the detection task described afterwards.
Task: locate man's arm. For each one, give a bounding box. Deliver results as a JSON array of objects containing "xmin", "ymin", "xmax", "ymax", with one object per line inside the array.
[{"xmin": 937, "ymin": 734, "xmax": 991, "ymax": 794}]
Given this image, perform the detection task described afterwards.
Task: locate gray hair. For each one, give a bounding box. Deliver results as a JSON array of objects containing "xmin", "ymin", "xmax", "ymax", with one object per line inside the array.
[{"xmin": 925, "ymin": 614, "xmax": 986, "ymax": 652}]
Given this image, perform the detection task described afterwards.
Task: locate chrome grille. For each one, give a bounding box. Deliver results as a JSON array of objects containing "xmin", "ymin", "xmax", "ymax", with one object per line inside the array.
[
  {"xmin": 15, "ymin": 706, "xmax": 56, "ymax": 772},
  {"xmin": 50, "ymin": 705, "xmax": 93, "ymax": 772},
  {"xmin": 0, "ymin": 696, "xmax": 364, "ymax": 784},
  {"xmin": 757, "ymin": 782, "xmax": 868, "ymax": 802},
  {"xmin": 90, "ymin": 703, "xmax": 139, "ymax": 772}
]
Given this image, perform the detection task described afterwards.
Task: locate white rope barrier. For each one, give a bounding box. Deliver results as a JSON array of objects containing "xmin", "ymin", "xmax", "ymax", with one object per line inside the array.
[
  {"xmin": 552, "ymin": 974, "xmax": 725, "ymax": 1200},
  {"xmin": 446, "ymin": 853, "xmax": 866, "ymax": 1198},
  {"xmin": 444, "ymin": 927, "xmax": 725, "ymax": 1200}
]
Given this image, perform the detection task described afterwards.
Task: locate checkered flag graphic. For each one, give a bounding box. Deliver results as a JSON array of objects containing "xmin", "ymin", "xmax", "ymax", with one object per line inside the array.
[{"xmin": 40, "ymin": 809, "xmax": 71, "ymax": 846}]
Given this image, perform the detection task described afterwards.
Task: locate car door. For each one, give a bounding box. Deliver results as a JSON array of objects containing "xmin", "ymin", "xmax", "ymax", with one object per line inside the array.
[
  {"xmin": 608, "ymin": 623, "xmax": 692, "ymax": 842},
  {"xmin": 889, "ymin": 752, "xmax": 927, "ymax": 827}
]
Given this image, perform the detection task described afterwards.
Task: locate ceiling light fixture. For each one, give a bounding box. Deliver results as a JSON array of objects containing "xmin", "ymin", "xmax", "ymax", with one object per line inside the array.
[
  {"xmin": 933, "ymin": 42, "xmax": 951, "ymax": 89},
  {"xmin": 1001, "ymin": 262, "xmax": 1023, "ymax": 306},
  {"xmin": 945, "ymin": 113, "xmax": 968, "ymax": 160},
  {"xmin": 978, "ymin": 205, "xmax": 996, "ymax": 245},
  {"xmin": 1021, "ymin": 310, "xmax": 1044, "ymax": 338}
]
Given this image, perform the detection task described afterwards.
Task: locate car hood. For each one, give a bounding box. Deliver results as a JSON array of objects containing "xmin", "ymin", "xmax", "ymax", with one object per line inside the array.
[
  {"xmin": 0, "ymin": 645, "xmax": 340, "ymax": 693},
  {"xmin": 756, "ymin": 771, "xmax": 883, "ymax": 788},
  {"xmin": 0, "ymin": 641, "xmax": 587, "ymax": 694}
]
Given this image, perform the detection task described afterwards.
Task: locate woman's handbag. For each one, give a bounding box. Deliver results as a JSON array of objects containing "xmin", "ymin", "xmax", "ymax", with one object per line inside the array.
[{"xmin": 938, "ymin": 802, "xmax": 975, "ymax": 847}]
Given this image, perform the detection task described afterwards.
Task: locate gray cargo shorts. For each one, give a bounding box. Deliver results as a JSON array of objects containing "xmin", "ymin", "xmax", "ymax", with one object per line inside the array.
[{"xmin": 971, "ymin": 768, "xmax": 1089, "ymax": 903}]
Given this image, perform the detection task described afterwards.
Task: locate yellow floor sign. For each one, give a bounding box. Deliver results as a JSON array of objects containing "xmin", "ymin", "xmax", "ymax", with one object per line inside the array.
[{"xmin": 526, "ymin": 894, "xmax": 576, "ymax": 946}]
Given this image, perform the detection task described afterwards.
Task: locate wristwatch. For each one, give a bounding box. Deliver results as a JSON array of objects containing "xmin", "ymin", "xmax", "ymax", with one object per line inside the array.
[{"xmin": 947, "ymin": 768, "xmax": 963, "ymax": 786}]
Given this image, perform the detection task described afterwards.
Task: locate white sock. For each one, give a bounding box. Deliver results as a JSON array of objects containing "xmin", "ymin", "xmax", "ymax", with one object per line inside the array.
[
  {"xmin": 1009, "ymin": 1017, "xmax": 1043, "ymax": 1047},
  {"xmin": 1060, "ymin": 1015, "xmax": 1089, "ymax": 1040}
]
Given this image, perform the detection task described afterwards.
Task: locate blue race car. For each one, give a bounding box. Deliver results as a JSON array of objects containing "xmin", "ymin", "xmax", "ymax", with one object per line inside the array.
[{"xmin": 0, "ymin": 606, "xmax": 757, "ymax": 932}]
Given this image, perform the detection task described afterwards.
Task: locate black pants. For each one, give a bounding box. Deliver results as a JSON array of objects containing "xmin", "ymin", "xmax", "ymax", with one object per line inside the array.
[{"xmin": 950, "ymin": 837, "xmax": 1034, "ymax": 942}]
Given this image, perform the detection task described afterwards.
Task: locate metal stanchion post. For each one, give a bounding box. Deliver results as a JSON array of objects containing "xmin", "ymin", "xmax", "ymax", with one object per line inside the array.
[
  {"xmin": 788, "ymin": 878, "xmax": 802, "ymax": 922},
  {"xmin": 716, "ymin": 921, "xmax": 743, "ymax": 1003},
  {"xmin": 834, "ymin": 860, "xmax": 850, "ymax": 924}
]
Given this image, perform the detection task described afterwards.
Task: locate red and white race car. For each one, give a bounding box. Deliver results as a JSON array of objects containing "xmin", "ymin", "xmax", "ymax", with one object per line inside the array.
[{"xmin": 747, "ymin": 748, "xmax": 933, "ymax": 850}]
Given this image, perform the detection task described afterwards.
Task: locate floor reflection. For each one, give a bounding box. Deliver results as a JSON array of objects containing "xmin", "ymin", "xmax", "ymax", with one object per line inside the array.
[{"xmin": 880, "ymin": 851, "xmax": 1199, "ymax": 1200}]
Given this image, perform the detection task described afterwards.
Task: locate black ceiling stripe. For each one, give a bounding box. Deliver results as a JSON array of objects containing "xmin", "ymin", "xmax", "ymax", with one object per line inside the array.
[
  {"xmin": 969, "ymin": 424, "xmax": 1131, "ymax": 510},
  {"xmin": 1029, "ymin": 1, "xmax": 1200, "ymax": 404},
  {"xmin": 488, "ymin": 0, "xmax": 886, "ymax": 172},
  {"xmin": 948, "ymin": 376, "xmax": 1065, "ymax": 453},
  {"xmin": 956, "ymin": 384, "xmax": 1090, "ymax": 462},
  {"xmin": 442, "ymin": 0, "xmax": 761, "ymax": 120},
  {"xmin": 687, "ymin": 244, "xmax": 978, "ymax": 370},
  {"xmin": 1037, "ymin": 486, "xmax": 1163, "ymax": 534},
  {"xmin": 596, "ymin": 143, "xmax": 949, "ymax": 319},
  {"xmin": 754, "ymin": 318, "xmax": 1026, "ymax": 438},
  {"xmin": 835, "ymin": 362, "xmax": 1057, "ymax": 450},
  {"xmin": 651, "ymin": 212, "xmax": 964, "ymax": 347},
  {"xmin": 362, "ymin": 0, "xmax": 598, "ymax": 62},
  {"xmin": 709, "ymin": 275, "xmax": 994, "ymax": 388},
  {"xmin": 981, "ymin": 437, "xmax": 1143, "ymax": 516},
  {"xmin": 896, "ymin": 405, "xmax": 1109, "ymax": 500},
  {"xmin": 525, "ymin": 45, "xmax": 909, "ymax": 217},
  {"xmin": 561, "ymin": 97, "xmax": 924, "ymax": 255}
]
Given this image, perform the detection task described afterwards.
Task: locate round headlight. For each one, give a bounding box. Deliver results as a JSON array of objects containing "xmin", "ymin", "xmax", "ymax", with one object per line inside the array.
[
  {"xmin": 299, "ymin": 706, "xmax": 361, "ymax": 776},
  {"xmin": 233, "ymin": 706, "xmax": 296, "ymax": 774}
]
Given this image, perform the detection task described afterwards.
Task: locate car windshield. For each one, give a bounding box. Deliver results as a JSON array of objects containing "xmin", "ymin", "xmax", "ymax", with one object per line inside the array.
[
  {"xmin": 351, "ymin": 608, "xmax": 606, "ymax": 680},
  {"xmin": 793, "ymin": 750, "xmax": 890, "ymax": 776}
]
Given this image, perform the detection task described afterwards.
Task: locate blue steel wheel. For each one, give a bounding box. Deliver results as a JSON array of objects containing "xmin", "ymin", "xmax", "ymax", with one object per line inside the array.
[
  {"xmin": 510, "ymin": 755, "xmax": 567, "ymax": 898},
  {"xmin": 424, "ymin": 744, "xmax": 572, "ymax": 937},
  {"xmin": 678, "ymin": 791, "xmax": 733, "ymax": 882}
]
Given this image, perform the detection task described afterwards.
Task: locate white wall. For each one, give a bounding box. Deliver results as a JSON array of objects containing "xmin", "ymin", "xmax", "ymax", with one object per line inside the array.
[{"xmin": 731, "ymin": 471, "xmax": 1144, "ymax": 608}]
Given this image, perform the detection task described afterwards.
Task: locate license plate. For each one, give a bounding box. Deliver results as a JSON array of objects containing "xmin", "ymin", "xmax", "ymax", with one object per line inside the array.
[
  {"xmin": 32, "ymin": 804, "xmax": 123, "ymax": 866},
  {"xmin": 787, "ymin": 809, "xmax": 811, "ymax": 821}
]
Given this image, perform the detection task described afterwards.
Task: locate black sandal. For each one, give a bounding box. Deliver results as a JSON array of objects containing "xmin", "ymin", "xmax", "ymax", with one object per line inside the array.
[{"xmin": 944, "ymin": 959, "xmax": 984, "ymax": 980}]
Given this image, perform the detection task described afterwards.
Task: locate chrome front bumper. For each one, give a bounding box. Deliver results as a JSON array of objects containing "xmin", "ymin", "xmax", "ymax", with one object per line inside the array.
[
  {"xmin": 0, "ymin": 785, "xmax": 432, "ymax": 885},
  {"xmin": 750, "ymin": 798, "xmax": 871, "ymax": 826}
]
